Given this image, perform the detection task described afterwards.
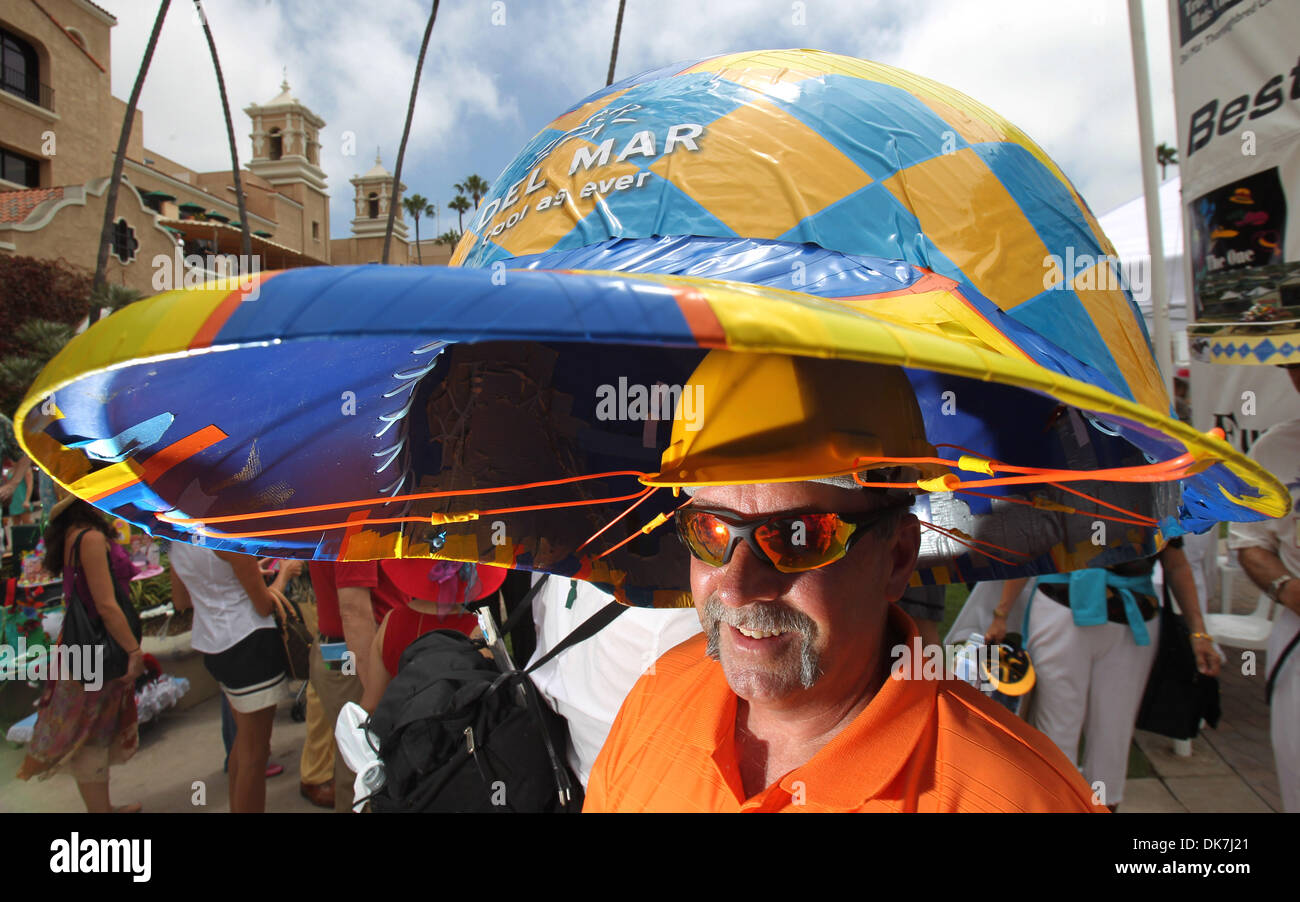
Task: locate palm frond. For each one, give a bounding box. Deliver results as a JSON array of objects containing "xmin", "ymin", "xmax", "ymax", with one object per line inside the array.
[{"xmin": 13, "ymin": 319, "xmax": 74, "ymax": 357}]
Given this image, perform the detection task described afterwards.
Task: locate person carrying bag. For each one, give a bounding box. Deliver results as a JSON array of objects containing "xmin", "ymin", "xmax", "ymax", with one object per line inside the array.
[
  {"xmin": 60, "ymin": 530, "xmax": 143, "ymax": 684},
  {"xmin": 15, "ymin": 495, "xmax": 143, "ymax": 812},
  {"xmin": 363, "ymin": 574, "xmax": 624, "ymax": 812}
]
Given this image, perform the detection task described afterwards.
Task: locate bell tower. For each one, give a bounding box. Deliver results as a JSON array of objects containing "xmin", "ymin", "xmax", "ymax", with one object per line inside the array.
[
  {"xmin": 245, "ymin": 74, "xmax": 330, "ymax": 259},
  {"xmin": 349, "ymin": 150, "xmax": 407, "ymax": 240}
]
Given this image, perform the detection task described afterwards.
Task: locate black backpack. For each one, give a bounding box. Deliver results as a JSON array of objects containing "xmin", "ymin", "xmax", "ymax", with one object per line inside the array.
[{"xmin": 364, "ymin": 576, "xmax": 623, "ymax": 813}]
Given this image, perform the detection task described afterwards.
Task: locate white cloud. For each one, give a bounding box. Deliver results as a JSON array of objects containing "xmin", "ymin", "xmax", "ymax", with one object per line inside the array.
[
  {"xmin": 879, "ymin": 0, "xmax": 1177, "ymax": 216},
  {"xmin": 100, "ymin": 0, "xmax": 1178, "ymax": 239},
  {"xmin": 102, "ymin": 0, "xmax": 520, "ymax": 238}
]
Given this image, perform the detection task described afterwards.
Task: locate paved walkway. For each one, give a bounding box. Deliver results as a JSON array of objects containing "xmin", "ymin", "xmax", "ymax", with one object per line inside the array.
[
  {"xmin": 1125, "ymin": 658, "xmax": 1280, "ymax": 812},
  {"xmin": 1123, "ymin": 556, "xmax": 1284, "ymax": 813},
  {"xmin": 0, "ymin": 688, "xmax": 327, "ymax": 814}
]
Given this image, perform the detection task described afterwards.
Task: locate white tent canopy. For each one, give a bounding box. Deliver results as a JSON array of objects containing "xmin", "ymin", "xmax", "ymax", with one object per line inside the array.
[{"xmin": 1096, "ymin": 174, "xmax": 1187, "ymax": 364}]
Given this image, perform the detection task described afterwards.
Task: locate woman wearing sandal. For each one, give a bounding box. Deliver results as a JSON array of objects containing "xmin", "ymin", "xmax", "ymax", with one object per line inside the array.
[
  {"xmin": 16, "ymin": 495, "xmax": 144, "ymax": 812},
  {"xmin": 169, "ymin": 543, "xmax": 298, "ymax": 812}
]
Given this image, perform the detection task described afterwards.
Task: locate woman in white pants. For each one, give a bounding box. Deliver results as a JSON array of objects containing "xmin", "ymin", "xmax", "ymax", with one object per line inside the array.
[{"xmin": 987, "ymin": 539, "xmax": 1218, "ymax": 810}]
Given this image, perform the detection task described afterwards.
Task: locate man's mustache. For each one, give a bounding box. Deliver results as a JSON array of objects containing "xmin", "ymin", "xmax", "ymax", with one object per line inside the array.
[
  {"xmin": 700, "ymin": 596, "xmax": 818, "ymax": 642},
  {"xmin": 700, "ymin": 595, "xmax": 822, "ymax": 689}
]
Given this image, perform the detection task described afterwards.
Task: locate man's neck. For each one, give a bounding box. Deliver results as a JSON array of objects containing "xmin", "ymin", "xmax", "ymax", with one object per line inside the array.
[{"xmin": 732, "ymin": 626, "xmax": 895, "ymax": 799}]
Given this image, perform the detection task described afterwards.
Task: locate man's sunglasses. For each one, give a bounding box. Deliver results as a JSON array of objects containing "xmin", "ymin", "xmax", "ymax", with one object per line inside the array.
[{"xmin": 675, "ymin": 503, "xmax": 909, "ymax": 573}]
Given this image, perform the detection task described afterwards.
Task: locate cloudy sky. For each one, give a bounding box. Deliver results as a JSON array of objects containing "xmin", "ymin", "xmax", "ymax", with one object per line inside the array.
[{"xmin": 99, "ymin": 0, "xmax": 1180, "ymax": 241}]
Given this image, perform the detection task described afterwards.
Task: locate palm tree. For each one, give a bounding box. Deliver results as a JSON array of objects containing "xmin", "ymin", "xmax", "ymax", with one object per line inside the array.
[
  {"xmin": 0, "ymin": 319, "xmax": 76, "ymax": 418},
  {"xmin": 435, "ymin": 229, "xmax": 462, "ymax": 247},
  {"xmin": 91, "ymin": 283, "xmax": 145, "ymax": 316},
  {"xmin": 455, "ymin": 175, "xmax": 490, "ymax": 208},
  {"xmin": 606, "ymin": 0, "xmax": 627, "ymax": 86},
  {"xmin": 1156, "ymin": 142, "xmax": 1178, "ymax": 180},
  {"xmin": 194, "ymin": 0, "xmax": 251, "ymax": 260},
  {"xmin": 384, "ymin": 1, "xmax": 441, "ymax": 264},
  {"xmin": 448, "ymin": 195, "xmax": 471, "ymax": 232},
  {"xmin": 91, "ymin": 0, "xmax": 171, "ymax": 323},
  {"xmin": 402, "ymin": 193, "xmax": 435, "ymax": 264}
]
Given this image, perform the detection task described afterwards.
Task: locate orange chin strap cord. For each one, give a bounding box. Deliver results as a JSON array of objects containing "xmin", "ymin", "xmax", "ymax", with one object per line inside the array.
[
  {"xmin": 857, "ymin": 431, "xmax": 1223, "ymax": 489},
  {"xmin": 156, "ymin": 433, "xmax": 1216, "ymax": 546},
  {"xmin": 160, "ymin": 470, "xmax": 657, "ymax": 541},
  {"xmin": 914, "ymin": 519, "xmax": 1029, "ymax": 567},
  {"xmin": 157, "ymin": 470, "xmax": 653, "ymax": 526}
]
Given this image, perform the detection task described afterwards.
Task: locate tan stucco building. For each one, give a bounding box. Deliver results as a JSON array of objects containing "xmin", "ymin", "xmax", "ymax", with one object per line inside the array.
[{"xmin": 1, "ymin": 0, "xmax": 448, "ymax": 296}]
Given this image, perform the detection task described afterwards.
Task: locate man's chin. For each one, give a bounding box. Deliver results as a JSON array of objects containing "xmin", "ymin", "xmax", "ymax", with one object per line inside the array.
[
  {"xmin": 720, "ymin": 665, "xmax": 808, "ymax": 704},
  {"xmin": 708, "ymin": 623, "xmax": 822, "ymax": 699}
]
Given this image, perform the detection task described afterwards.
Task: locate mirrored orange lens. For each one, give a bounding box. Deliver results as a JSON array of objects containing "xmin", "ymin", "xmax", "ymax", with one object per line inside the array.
[
  {"xmin": 680, "ymin": 511, "xmax": 733, "ymax": 564},
  {"xmin": 755, "ymin": 514, "xmax": 854, "ymax": 572}
]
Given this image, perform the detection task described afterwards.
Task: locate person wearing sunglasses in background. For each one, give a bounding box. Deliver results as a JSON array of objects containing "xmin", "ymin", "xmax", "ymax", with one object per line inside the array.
[{"xmin": 583, "ymin": 463, "xmax": 1104, "ymax": 812}]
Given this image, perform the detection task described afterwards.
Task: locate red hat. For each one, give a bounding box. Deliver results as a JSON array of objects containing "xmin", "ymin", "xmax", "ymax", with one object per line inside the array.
[{"xmin": 382, "ymin": 559, "xmax": 507, "ymax": 607}]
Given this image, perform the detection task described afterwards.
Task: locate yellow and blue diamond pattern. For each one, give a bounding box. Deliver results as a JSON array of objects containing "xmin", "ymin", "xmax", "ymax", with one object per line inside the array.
[{"xmin": 455, "ymin": 48, "xmax": 1166, "ymax": 417}]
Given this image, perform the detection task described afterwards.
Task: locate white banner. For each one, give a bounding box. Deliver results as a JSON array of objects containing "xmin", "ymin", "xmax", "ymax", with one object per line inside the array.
[
  {"xmin": 1170, "ymin": 0, "xmax": 1300, "ymax": 360},
  {"xmin": 1189, "ymin": 358, "xmax": 1298, "ymax": 453}
]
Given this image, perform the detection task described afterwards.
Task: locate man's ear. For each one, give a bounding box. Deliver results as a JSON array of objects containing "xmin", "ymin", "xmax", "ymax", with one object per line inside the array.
[{"xmin": 882, "ymin": 514, "xmax": 921, "ymax": 602}]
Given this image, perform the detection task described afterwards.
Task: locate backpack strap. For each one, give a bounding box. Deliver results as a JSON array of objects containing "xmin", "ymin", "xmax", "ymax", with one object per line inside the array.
[
  {"xmin": 467, "ymin": 572, "xmax": 550, "ymax": 642},
  {"xmin": 468, "ymin": 572, "xmax": 629, "ymax": 672},
  {"xmin": 500, "ymin": 573, "xmax": 550, "ymax": 638},
  {"xmin": 525, "ymin": 598, "xmax": 626, "ymax": 674}
]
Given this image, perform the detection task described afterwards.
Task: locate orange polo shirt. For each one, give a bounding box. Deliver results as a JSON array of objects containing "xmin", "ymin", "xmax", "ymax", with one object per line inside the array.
[{"xmin": 585, "ymin": 606, "xmax": 1104, "ymax": 813}]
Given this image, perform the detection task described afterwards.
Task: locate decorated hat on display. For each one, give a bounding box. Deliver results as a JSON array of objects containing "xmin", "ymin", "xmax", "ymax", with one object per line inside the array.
[{"xmin": 17, "ymin": 50, "xmax": 1287, "ymax": 608}]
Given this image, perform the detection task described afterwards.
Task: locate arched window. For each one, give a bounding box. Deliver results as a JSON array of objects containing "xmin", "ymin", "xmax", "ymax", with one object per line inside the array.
[
  {"xmin": 1, "ymin": 27, "xmax": 41, "ymax": 106},
  {"xmin": 368, "ymin": 192, "xmax": 379, "ymax": 219},
  {"xmin": 269, "ymin": 127, "xmax": 283, "ymax": 161}
]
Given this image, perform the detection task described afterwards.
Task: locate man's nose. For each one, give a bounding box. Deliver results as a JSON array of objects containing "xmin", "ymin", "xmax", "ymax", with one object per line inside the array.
[{"xmin": 713, "ymin": 540, "xmax": 787, "ymax": 609}]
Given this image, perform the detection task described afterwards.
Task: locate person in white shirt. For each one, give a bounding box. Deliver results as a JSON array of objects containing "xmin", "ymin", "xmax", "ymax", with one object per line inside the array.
[
  {"xmin": 1228, "ymin": 369, "xmax": 1300, "ymax": 812},
  {"xmin": 525, "ymin": 575, "xmax": 701, "ymax": 787},
  {"xmin": 169, "ymin": 543, "xmax": 299, "ymax": 812}
]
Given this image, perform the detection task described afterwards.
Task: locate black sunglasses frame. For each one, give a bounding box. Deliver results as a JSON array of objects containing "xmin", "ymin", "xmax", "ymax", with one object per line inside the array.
[{"xmin": 675, "ymin": 501, "xmax": 910, "ymax": 572}]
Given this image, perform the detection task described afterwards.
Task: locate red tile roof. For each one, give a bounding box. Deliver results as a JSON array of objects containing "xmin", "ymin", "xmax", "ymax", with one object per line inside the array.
[{"xmin": 0, "ymin": 188, "xmax": 65, "ymax": 224}]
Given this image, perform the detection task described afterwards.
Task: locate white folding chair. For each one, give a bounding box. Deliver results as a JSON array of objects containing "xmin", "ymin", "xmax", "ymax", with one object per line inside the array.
[{"xmin": 1205, "ymin": 592, "xmax": 1276, "ymax": 652}]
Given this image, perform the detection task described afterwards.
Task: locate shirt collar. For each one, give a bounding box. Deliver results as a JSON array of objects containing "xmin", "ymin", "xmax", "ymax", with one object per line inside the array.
[{"xmin": 782, "ymin": 605, "xmax": 936, "ymax": 808}]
